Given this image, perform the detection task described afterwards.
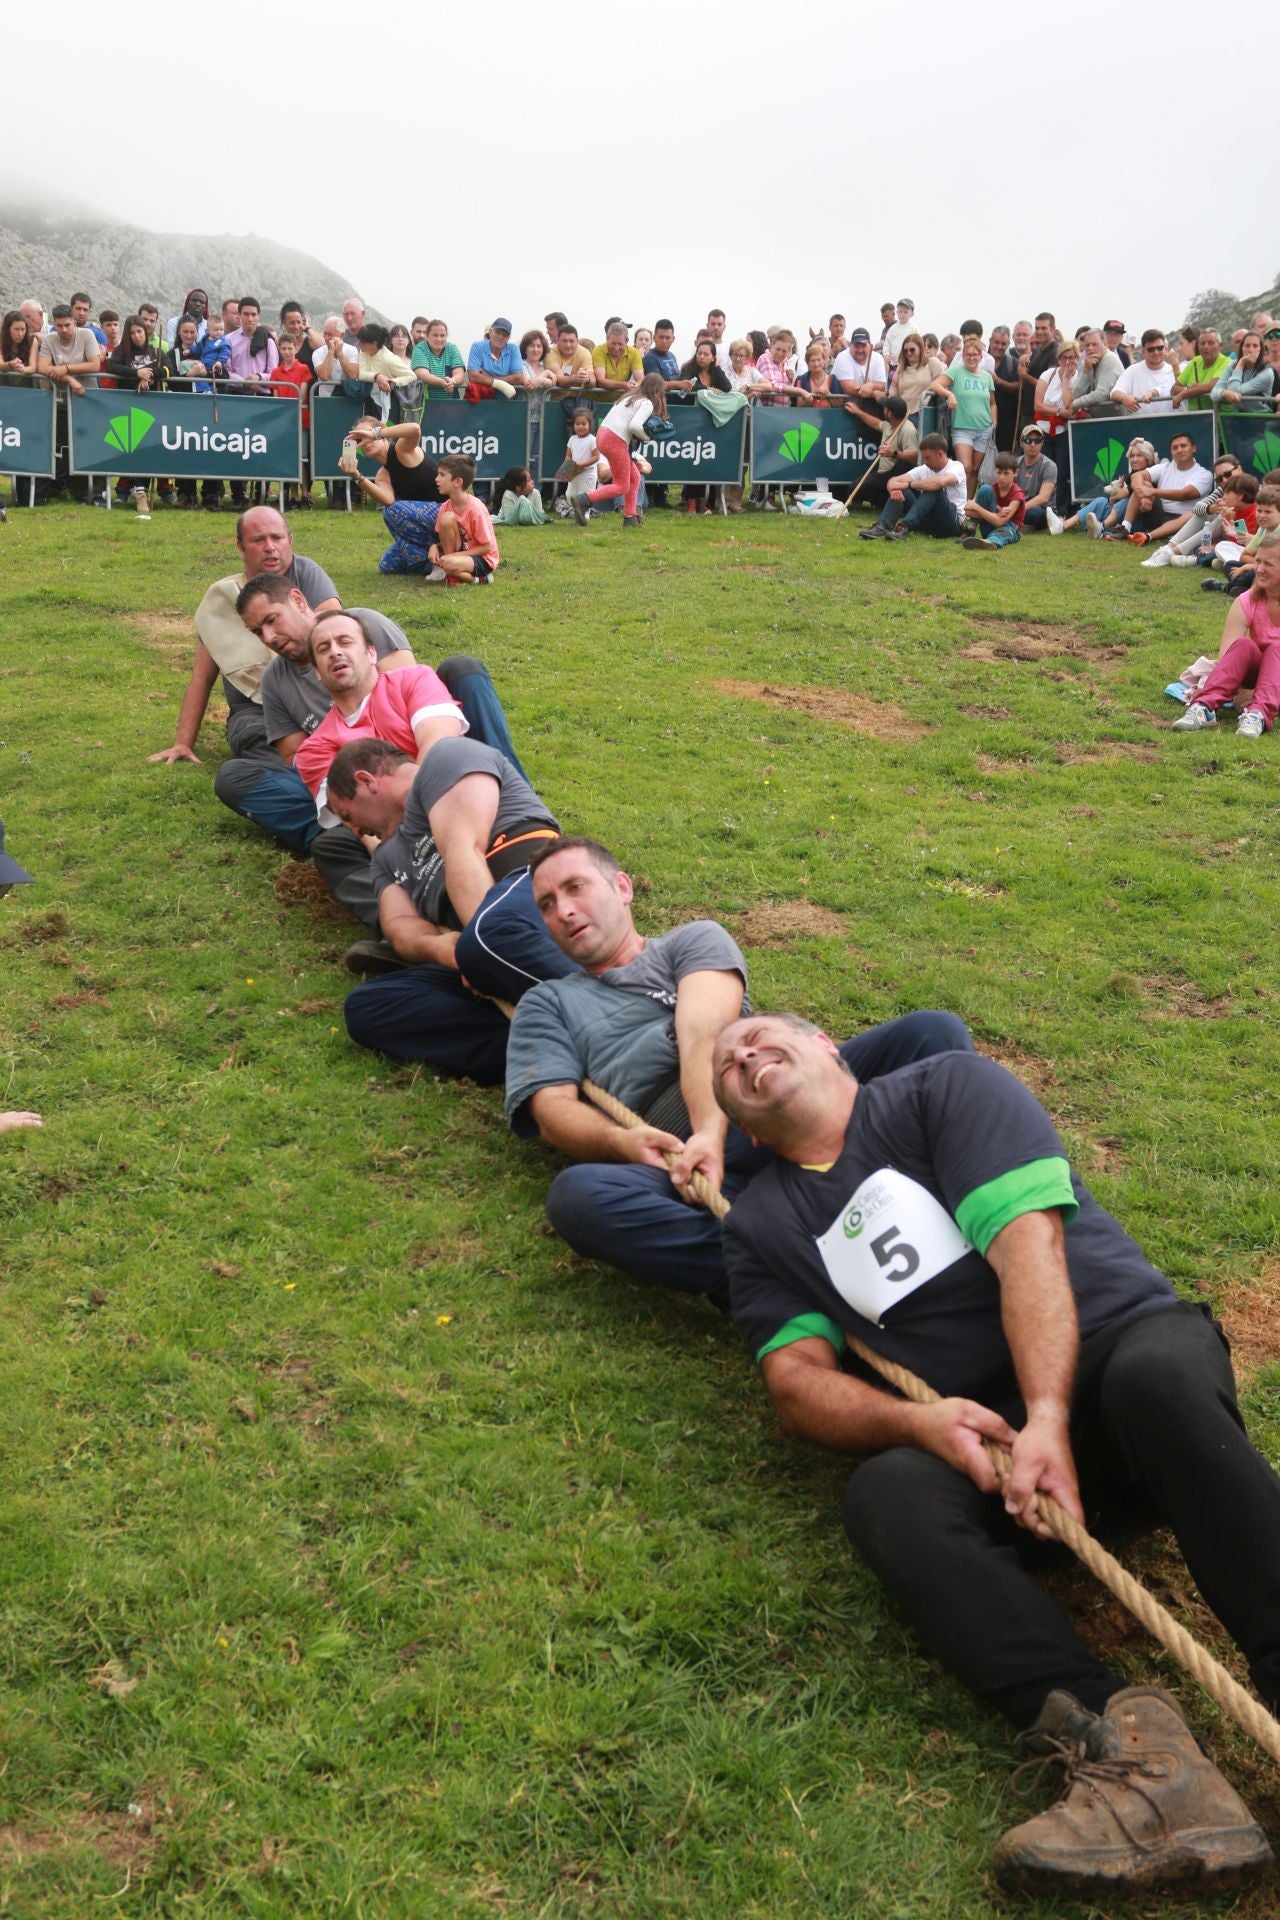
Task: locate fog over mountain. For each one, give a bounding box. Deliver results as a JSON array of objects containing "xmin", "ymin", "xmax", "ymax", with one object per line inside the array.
[{"xmin": 0, "ymin": 194, "xmax": 375, "ymax": 327}]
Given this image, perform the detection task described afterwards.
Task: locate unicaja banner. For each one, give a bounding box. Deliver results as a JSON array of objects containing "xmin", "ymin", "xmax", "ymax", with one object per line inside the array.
[
  {"xmin": 70, "ymin": 390, "xmax": 302, "ymax": 480},
  {"xmin": 749, "ymin": 405, "xmax": 879, "ymax": 485},
  {"xmin": 539, "ymin": 400, "xmax": 747, "ymax": 486},
  {"xmin": 311, "ymin": 395, "xmax": 528, "ymax": 481},
  {"xmin": 1216, "ymin": 414, "xmax": 1280, "ymax": 484},
  {"xmin": 0, "ymin": 382, "xmax": 56, "ymax": 477},
  {"xmin": 1067, "ymin": 414, "xmax": 1217, "ymax": 502}
]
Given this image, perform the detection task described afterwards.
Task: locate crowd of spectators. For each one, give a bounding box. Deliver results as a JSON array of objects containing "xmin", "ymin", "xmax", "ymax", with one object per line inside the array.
[{"xmin": 5, "ymin": 291, "xmax": 1280, "ymax": 519}]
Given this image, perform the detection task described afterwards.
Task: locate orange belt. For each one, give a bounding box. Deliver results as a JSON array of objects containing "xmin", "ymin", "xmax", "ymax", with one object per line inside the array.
[{"xmin": 486, "ymin": 827, "xmax": 560, "ymax": 862}]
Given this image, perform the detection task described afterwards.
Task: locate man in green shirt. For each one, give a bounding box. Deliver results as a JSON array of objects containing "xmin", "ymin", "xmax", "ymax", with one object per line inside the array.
[{"xmin": 1175, "ymin": 327, "xmax": 1231, "ymax": 411}]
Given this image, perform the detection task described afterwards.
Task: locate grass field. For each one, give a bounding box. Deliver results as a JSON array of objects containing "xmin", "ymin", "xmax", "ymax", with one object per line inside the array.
[{"xmin": 2, "ymin": 498, "xmax": 1279, "ymax": 1917}]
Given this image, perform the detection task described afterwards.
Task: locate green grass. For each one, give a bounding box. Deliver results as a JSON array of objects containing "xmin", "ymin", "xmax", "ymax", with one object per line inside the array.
[{"xmin": 1, "ymin": 499, "xmax": 1278, "ymax": 1916}]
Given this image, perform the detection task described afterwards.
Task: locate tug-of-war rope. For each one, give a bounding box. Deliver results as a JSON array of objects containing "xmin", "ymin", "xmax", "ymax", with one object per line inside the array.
[{"xmin": 522, "ymin": 1007, "xmax": 1280, "ymax": 1765}]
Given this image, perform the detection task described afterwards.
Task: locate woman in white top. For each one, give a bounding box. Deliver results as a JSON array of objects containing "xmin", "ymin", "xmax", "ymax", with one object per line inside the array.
[
  {"xmin": 725, "ymin": 339, "xmax": 755, "ymax": 394},
  {"xmin": 1034, "ymin": 338, "xmax": 1081, "ymax": 516},
  {"xmin": 572, "ymin": 373, "xmax": 669, "ymax": 527}
]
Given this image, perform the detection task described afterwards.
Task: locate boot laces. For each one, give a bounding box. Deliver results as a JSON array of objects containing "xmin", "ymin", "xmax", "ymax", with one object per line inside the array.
[{"xmin": 1010, "ymin": 1735, "xmax": 1171, "ymax": 1855}]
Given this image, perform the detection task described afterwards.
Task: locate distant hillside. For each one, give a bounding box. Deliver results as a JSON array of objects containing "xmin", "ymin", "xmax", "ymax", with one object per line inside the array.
[
  {"xmin": 0, "ymin": 196, "xmax": 378, "ymax": 327},
  {"xmin": 1184, "ymin": 276, "xmax": 1280, "ymax": 336}
]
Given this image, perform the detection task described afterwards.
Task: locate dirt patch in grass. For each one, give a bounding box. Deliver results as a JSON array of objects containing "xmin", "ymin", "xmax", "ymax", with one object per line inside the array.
[
  {"xmin": 18, "ymin": 911, "xmax": 70, "ymax": 944},
  {"xmin": 976, "ymin": 1040, "xmax": 1058, "ymax": 1100},
  {"xmin": 1138, "ymin": 975, "xmax": 1234, "ymax": 1019},
  {"xmin": 958, "ymin": 617, "xmax": 1125, "ymax": 670},
  {"xmin": 959, "ymin": 703, "xmax": 1011, "ymax": 720},
  {"xmin": 50, "ymin": 990, "xmax": 108, "ymax": 1011},
  {"xmin": 733, "ymin": 901, "xmax": 849, "ymax": 947},
  {"xmin": 273, "ymin": 863, "xmax": 351, "ymax": 926},
  {"xmin": 713, "ymin": 679, "xmax": 928, "ymax": 741},
  {"xmin": 974, "ymin": 753, "xmax": 1033, "ymax": 775},
  {"xmin": 1055, "ymin": 741, "xmax": 1159, "ymax": 765},
  {"xmin": 1084, "ymin": 1135, "xmax": 1126, "ymax": 1176},
  {"xmin": 1218, "ymin": 1262, "xmax": 1280, "ymax": 1378},
  {"xmin": 0, "ymin": 1802, "xmax": 161, "ymax": 1874}
]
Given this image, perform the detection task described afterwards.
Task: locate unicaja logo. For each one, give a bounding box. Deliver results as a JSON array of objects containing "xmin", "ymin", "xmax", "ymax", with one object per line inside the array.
[
  {"xmin": 1093, "ymin": 438, "xmax": 1125, "ymax": 484},
  {"xmin": 1251, "ymin": 431, "xmax": 1280, "ymax": 476},
  {"xmin": 104, "ymin": 407, "xmax": 155, "ymax": 455},
  {"xmin": 779, "ymin": 421, "xmax": 820, "ymax": 465}
]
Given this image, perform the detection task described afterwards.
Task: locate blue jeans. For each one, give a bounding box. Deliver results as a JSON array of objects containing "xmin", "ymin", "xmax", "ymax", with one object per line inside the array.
[
  {"xmin": 972, "ymin": 485, "xmax": 1021, "ymax": 548},
  {"xmin": 878, "ymin": 488, "xmax": 961, "ymax": 538},
  {"xmin": 544, "ymin": 1012, "xmax": 974, "ymax": 1298},
  {"xmin": 379, "ymin": 499, "xmax": 441, "ymax": 574},
  {"xmin": 343, "ymin": 868, "xmax": 578, "ymax": 1081}
]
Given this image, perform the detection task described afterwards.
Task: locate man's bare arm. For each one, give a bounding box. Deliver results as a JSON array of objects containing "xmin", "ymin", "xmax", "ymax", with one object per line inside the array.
[
  {"xmin": 529, "ymin": 1083, "xmax": 685, "ymax": 1167},
  {"xmin": 150, "ymin": 640, "xmax": 220, "ymax": 762},
  {"xmin": 987, "ymin": 1208, "xmax": 1084, "ymax": 1533},
  {"xmin": 427, "ymin": 773, "xmax": 501, "ymax": 928},
  {"xmin": 761, "ymin": 1337, "xmax": 1015, "ymax": 1493},
  {"xmin": 377, "ymin": 880, "xmax": 461, "ymax": 966},
  {"xmin": 668, "ymin": 968, "xmax": 745, "ymax": 1196}
]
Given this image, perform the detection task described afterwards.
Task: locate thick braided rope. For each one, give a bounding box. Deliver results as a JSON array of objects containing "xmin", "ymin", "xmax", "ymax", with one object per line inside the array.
[{"xmin": 549, "ymin": 1043, "xmax": 1280, "ymax": 1765}]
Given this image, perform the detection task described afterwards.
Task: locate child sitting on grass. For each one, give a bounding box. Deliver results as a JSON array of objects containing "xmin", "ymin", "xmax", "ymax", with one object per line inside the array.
[
  {"xmin": 1173, "ymin": 533, "xmax": 1280, "ymax": 738},
  {"xmin": 960, "ymin": 452, "xmax": 1025, "ymax": 549},
  {"xmin": 425, "ymin": 454, "xmax": 499, "ymax": 586},
  {"xmin": 494, "ymin": 467, "xmax": 547, "ymax": 525}
]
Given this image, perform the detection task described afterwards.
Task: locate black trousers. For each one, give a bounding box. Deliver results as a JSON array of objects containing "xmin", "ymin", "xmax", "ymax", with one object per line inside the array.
[{"xmin": 842, "ymin": 1302, "xmax": 1280, "ymax": 1728}]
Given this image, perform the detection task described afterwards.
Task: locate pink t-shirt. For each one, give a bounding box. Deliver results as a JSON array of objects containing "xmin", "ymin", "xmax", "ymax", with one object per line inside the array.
[
  {"xmin": 1241, "ymin": 589, "xmax": 1280, "ymax": 648},
  {"xmin": 295, "ymin": 663, "xmax": 463, "ymax": 807},
  {"xmin": 450, "ymin": 493, "xmax": 499, "ymax": 569}
]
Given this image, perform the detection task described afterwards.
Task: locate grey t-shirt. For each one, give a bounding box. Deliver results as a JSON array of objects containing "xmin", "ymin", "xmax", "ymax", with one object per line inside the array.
[
  {"xmin": 260, "ymin": 609, "xmax": 411, "ymax": 744},
  {"xmin": 41, "ymin": 327, "xmax": 99, "ymax": 370},
  {"xmin": 223, "ymin": 554, "xmax": 340, "ymax": 718},
  {"xmin": 370, "ymin": 740, "xmax": 557, "ymax": 929},
  {"xmin": 504, "ymin": 921, "xmax": 749, "ymax": 1138},
  {"xmin": 1016, "ymin": 453, "xmax": 1057, "ymax": 501}
]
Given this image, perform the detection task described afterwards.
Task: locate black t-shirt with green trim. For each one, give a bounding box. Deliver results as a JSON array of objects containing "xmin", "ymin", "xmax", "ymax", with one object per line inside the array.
[{"xmin": 725, "ymin": 1052, "xmax": 1175, "ymax": 1410}]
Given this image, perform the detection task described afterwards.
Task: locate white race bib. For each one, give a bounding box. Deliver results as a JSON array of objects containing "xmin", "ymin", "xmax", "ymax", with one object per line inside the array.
[{"xmin": 815, "ymin": 1167, "xmax": 972, "ymax": 1328}]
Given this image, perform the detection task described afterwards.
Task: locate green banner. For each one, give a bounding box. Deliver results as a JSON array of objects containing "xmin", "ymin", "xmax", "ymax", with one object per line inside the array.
[
  {"xmin": 749, "ymin": 404, "xmax": 879, "ymax": 485},
  {"xmin": 539, "ymin": 399, "xmax": 747, "ymax": 485},
  {"xmin": 312, "ymin": 395, "xmax": 528, "ymax": 482},
  {"xmin": 1216, "ymin": 413, "xmax": 1280, "ymax": 483},
  {"xmin": 310, "ymin": 393, "xmax": 386, "ymax": 483},
  {"xmin": 0, "ymin": 381, "xmax": 56, "ymax": 477},
  {"xmin": 1067, "ymin": 414, "xmax": 1217, "ymax": 501},
  {"xmin": 70, "ymin": 389, "xmax": 301, "ymax": 480}
]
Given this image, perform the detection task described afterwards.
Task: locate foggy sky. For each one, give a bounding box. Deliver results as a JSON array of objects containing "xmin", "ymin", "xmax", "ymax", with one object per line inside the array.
[{"xmin": 8, "ymin": 2, "xmax": 1276, "ymax": 351}]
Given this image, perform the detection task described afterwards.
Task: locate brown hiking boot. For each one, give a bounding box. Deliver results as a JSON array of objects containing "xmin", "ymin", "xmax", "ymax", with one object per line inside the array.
[{"xmin": 993, "ymin": 1685, "xmax": 1274, "ymax": 1896}]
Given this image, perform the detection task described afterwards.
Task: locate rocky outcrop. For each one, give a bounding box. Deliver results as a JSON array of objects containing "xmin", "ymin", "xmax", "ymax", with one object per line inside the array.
[{"xmin": 0, "ymin": 196, "xmax": 379, "ymax": 326}]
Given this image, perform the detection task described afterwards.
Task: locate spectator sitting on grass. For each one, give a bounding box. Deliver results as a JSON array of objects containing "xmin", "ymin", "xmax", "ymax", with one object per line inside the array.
[
  {"xmin": 1014, "ymin": 426, "xmax": 1058, "ymax": 532},
  {"xmin": 1049, "ymin": 437, "xmax": 1158, "ymax": 537},
  {"xmin": 425, "ymin": 454, "xmax": 500, "ymax": 585},
  {"xmin": 1143, "ymin": 469, "xmax": 1258, "ymax": 571},
  {"xmin": 495, "ymin": 467, "xmax": 547, "ymax": 524},
  {"xmin": 861, "ymin": 433, "xmax": 967, "ymax": 541},
  {"xmin": 1102, "ymin": 430, "xmax": 1213, "ymax": 545},
  {"xmin": 1172, "ymin": 532, "xmax": 1280, "ymax": 739},
  {"xmin": 960, "ymin": 451, "xmax": 1026, "ymax": 550}
]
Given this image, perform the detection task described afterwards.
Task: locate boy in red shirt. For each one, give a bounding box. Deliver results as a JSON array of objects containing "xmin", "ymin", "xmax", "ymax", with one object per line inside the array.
[
  {"xmin": 272, "ymin": 334, "xmax": 314, "ymax": 509},
  {"xmin": 426, "ymin": 454, "xmax": 500, "ymax": 585},
  {"xmin": 961, "ymin": 452, "xmax": 1026, "ymax": 550}
]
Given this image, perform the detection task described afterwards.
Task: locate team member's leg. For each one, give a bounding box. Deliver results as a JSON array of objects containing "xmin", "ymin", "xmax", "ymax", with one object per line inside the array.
[
  {"xmin": 310, "ymin": 825, "xmax": 378, "ymax": 927},
  {"xmin": 842, "ymin": 1446, "xmax": 1122, "ymax": 1725},
  {"xmin": 1078, "ymin": 1303, "xmax": 1280, "ymax": 1712},
  {"xmin": 435, "ymin": 655, "xmax": 528, "ymax": 778},
  {"xmin": 454, "ymin": 869, "xmax": 580, "ymax": 1004},
  {"xmin": 344, "ymin": 964, "xmax": 511, "ymax": 1082},
  {"xmin": 837, "ymin": 1011, "xmax": 973, "ymax": 1081}
]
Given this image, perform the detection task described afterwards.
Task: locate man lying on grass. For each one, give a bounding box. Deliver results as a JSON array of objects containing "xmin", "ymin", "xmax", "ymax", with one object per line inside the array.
[
  {"xmin": 504, "ymin": 837, "xmax": 971, "ymax": 1306},
  {"xmin": 333, "ymin": 739, "xmax": 574, "ymax": 1082},
  {"xmin": 713, "ymin": 1010, "xmax": 1280, "ymax": 1898}
]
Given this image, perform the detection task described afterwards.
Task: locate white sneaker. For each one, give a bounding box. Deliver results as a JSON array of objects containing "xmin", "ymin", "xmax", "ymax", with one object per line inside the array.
[
  {"xmin": 1169, "ymin": 553, "xmax": 1198, "ymax": 568},
  {"xmin": 1140, "ymin": 547, "xmax": 1173, "ymax": 568},
  {"xmin": 1046, "ymin": 507, "xmax": 1064, "ymax": 535},
  {"xmin": 1171, "ymin": 702, "xmax": 1217, "ymax": 732},
  {"xmin": 1085, "ymin": 512, "xmax": 1102, "ymax": 539},
  {"xmin": 425, "ymin": 566, "xmax": 447, "ymax": 584},
  {"xmin": 1236, "ymin": 709, "xmax": 1266, "ymax": 739}
]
